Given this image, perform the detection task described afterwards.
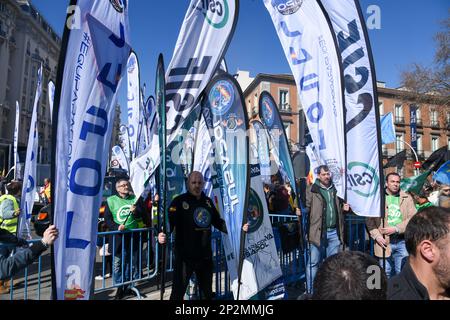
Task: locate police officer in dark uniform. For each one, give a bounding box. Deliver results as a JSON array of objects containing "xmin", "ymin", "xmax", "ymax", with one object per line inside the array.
[{"xmin": 158, "ymin": 171, "xmax": 248, "ymax": 300}]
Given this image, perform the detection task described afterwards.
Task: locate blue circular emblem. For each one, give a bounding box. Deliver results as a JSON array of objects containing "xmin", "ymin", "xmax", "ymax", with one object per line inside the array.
[
  {"xmin": 247, "ymin": 188, "xmax": 264, "ymax": 233},
  {"xmin": 208, "ymin": 80, "xmax": 234, "ymax": 116},
  {"xmin": 193, "ymin": 207, "xmax": 211, "ymax": 228},
  {"xmin": 110, "ymin": 0, "xmax": 125, "ymax": 13},
  {"xmin": 261, "ymin": 96, "xmax": 275, "ymax": 127},
  {"xmin": 271, "ymin": 0, "xmax": 303, "ymax": 15}
]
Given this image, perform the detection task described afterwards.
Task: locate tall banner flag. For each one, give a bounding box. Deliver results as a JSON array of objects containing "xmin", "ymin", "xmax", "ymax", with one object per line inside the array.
[
  {"xmin": 165, "ymin": 0, "xmax": 238, "ymax": 146},
  {"xmin": 18, "ymin": 64, "xmax": 42, "ymax": 240},
  {"xmin": 127, "ymin": 51, "xmax": 141, "ymax": 159},
  {"xmin": 264, "ymin": 0, "xmax": 346, "ymax": 199},
  {"xmin": 202, "ymin": 73, "xmax": 249, "ymax": 299},
  {"xmin": 193, "ymin": 114, "xmax": 215, "ymax": 198},
  {"xmin": 238, "ymin": 121, "xmax": 285, "ymax": 300},
  {"xmin": 156, "ymin": 54, "xmax": 168, "ymax": 301},
  {"xmin": 250, "ymin": 119, "xmax": 274, "ymax": 184},
  {"xmin": 111, "ymin": 145, "xmax": 129, "ymax": 173},
  {"xmin": 14, "ymin": 101, "xmax": 20, "ymax": 180},
  {"xmin": 48, "ymin": 80, "xmax": 55, "ymax": 123},
  {"xmin": 380, "ymin": 112, "xmax": 396, "ymax": 145},
  {"xmin": 51, "ymin": 0, "xmax": 131, "ymax": 300},
  {"xmin": 410, "ymin": 104, "xmax": 418, "ymax": 151},
  {"xmin": 319, "ymin": 0, "xmax": 383, "ymax": 217},
  {"xmin": 259, "ymin": 92, "xmax": 298, "ymax": 194},
  {"xmin": 118, "ymin": 124, "xmax": 131, "ymax": 162}
]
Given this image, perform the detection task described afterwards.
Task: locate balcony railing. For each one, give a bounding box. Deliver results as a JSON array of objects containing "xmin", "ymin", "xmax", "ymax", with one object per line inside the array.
[
  {"xmin": 430, "ymin": 120, "xmax": 440, "ymax": 128},
  {"xmin": 394, "ymin": 116, "xmax": 405, "ymax": 124},
  {"xmin": 416, "ymin": 119, "xmax": 423, "ymax": 126},
  {"xmin": 279, "ymin": 103, "xmax": 292, "ymax": 113}
]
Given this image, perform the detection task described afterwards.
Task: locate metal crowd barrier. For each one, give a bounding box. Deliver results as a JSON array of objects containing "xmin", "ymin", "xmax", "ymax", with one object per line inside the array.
[{"xmin": 1, "ymin": 214, "xmax": 374, "ymax": 300}]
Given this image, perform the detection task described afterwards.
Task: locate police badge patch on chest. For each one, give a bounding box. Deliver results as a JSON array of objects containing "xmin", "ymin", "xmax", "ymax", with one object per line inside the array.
[
  {"xmin": 182, "ymin": 201, "xmax": 189, "ymax": 210},
  {"xmin": 193, "ymin": 207, "xmax": 211, "ymax": 228}
]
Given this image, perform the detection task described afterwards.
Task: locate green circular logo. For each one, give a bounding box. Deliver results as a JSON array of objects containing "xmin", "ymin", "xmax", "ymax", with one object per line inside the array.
[
  {"xmin": 347, "ymin": 162, "xmax": 379, "ymax": 198},
  {"xmin": 247, "ymin": 188, "xmax": 264, "ymax": 233},
  {"xmin": 116, "ymin": 204, "xmax": 132, "ymax": 224},
  {"xmin": 202, "ymin": 0, "xmax": 229, "ymax": 29}
]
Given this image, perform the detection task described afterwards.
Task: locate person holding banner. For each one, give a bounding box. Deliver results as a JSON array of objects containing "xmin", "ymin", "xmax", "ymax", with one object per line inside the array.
[
  {"xmin": 158, "ymin": 171, "xmax": 249, "ymax": 300},
  {"xmin": 104, "ymin": 178, "xmax": 145, "ymax": 300},
  {"xmin": 304, "ymin": 165, "xmax": 350, "ymax": 293},
  {"xmin": 0, "ymin": 225, "xmax": 58, "ymax": 287}
]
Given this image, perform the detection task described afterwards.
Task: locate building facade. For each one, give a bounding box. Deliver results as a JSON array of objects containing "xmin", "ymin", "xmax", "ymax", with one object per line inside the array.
[
  {"xmin": 0, "ymin": 0, "xmax": 61, "ymax": 171},
  {"xmin": 240, "ymin": 72, "xmax": 450, "ymax": 178},
  {"xmin": 241, "ymin": 73, "xmax": 303, "ymax": 154}
]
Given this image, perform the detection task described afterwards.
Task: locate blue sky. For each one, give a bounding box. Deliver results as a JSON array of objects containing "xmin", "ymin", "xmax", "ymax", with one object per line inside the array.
[{"xmin": 31, "ymin": 0, "xmax": 448, "ymax": 124}]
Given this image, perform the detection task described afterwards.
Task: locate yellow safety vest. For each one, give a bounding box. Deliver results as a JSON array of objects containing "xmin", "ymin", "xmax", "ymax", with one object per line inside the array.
[{"xmin": 0, "ymin": 194, "xmax": 19, "ymax": 234}]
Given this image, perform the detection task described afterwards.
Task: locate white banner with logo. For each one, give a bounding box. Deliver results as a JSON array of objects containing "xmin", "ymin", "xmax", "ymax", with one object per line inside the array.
[
  {"xmin": 118, "ymin": 124, "xmax": 131, "ymax": 162},
  {"xmin": 52, "ymin": 0, "xmax": 130, "ymax": 300},
  {"xmin": 165, "ymin": 0, "xmax": 238, "ymax": 145},
  {"xmin": 127, "ymin": 51, "xmax": 140, "ymax": 160},
  {"xmin": 48, "ymin": 80, "xmax": 55, "ymax": 123},
  {"xmin": 320, "ymin": 0, "xmax": 382, "ymax": 217},
  {"xmin": 306, "ymin": 142, "xmax": 320, "ymax": 182},
  {"xmin": 264, "ymin": 0, "xmax": 346, "ymax": 198},
  {"xmin": 129, "ymin": 131, "xmax": 160, "ymax": 200},
  {"xmin": 111, "ymin": 145, "xmax": 129, "ymax": 173},
  {"xmin": 14, "ymin": 101, "xmax": 21, "ymax": 180},
  {"xmin": 18, "ymin": 64, "xmax": 42, "ymax": 240}
]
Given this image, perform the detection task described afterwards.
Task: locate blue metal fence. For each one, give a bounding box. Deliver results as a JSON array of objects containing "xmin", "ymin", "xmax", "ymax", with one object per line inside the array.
[{"xmin": 1, "ymin": 214, "xmax": 374, "ymax": 300}]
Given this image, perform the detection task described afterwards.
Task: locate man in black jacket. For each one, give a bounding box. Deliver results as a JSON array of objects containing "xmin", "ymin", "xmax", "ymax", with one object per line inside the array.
[
  {"xmin": 158, "ymin": 171, "xmax": 248, "ymax": 300},
  {"xmin": 0, "ymin": 225, "xmax": 58, "ymax": 293},
  {"xmin": 388, "ymin": 206, "xmax": 450, "ymax": 300}
]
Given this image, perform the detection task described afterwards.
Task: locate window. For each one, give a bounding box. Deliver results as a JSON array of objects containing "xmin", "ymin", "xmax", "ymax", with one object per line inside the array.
[
  {"xmin": 396, "ymin": 134, "xmax": 404, "ymax": 153},
  {"xmin": 415, "ymin": 107, "xmax": 421, "ymax": 124},
  {"xmin": 417, "ymin": 134, "xmax": 423, "ymax": 153},
  {"xmin": 378, "ymin": 100, "xmax": 384, "ymax": 115},
  {"xmin": 446, "ymin": 112, "xmax": 450, "ymax": 125},
  {"xmin": 448, "ymin": 138, "xmax": 450, "ymax": 150},
  {"xmin": 431, "ymin": 110, "xmax": 439, "ymax": 127},
  {"xmin": 431, "ymin": 136, "xmax": 439, "ymax": 152},
  {"xmin": 279, "ymin": 89, "xmax": 289, "ymax": 110},
  {"xmin": 395, "ymin": 104, "xmax": 403, "ymax": 123}
]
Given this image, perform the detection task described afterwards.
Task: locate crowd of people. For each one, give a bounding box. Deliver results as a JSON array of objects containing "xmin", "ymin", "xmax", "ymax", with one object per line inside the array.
[{"xmin": 0, "ymin": 163, "xmax": 449, "ymax": 300}]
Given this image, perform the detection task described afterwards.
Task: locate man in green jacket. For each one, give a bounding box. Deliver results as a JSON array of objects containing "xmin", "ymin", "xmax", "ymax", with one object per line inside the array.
[
  {"xmin": 104, "ymin": 177, "xmax": 144, "ymax": 300},
  {"xmin": 304, "ymin": 165, "xmax": 350, "ymax": 293}
]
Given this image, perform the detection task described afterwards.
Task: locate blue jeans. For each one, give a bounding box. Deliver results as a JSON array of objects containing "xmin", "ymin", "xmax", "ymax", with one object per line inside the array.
[
  {"xmin": 113, "ymin": 234, "xmax": 139, "ymax": 288},
  {"xmin": 379, "ymin": 238, "xmax": 408, "ymax": 278},
  {"xmin": 306, "ymin": 229, "xmax": 341, "ymax": 293}
]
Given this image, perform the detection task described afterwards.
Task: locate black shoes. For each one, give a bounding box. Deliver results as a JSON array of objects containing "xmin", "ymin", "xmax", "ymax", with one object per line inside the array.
[{"xmin": 114, "ymin": 287, "xmax": 125, "ymax": 300}]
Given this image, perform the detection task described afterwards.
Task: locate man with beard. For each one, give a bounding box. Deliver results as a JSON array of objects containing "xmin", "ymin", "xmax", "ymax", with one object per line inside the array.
[
  {"xmin": 366, "ymin": 172, "xmax": 416, "ymax": 278},
  {"xmin": 388, "ymin": 206, "xmax": 450, "ymax": 300}
]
